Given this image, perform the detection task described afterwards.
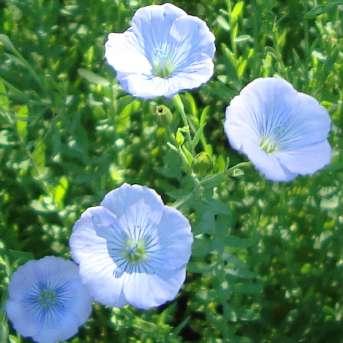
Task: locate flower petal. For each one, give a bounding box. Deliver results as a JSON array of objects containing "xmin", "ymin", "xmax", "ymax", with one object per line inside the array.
[
  {"xmin": 70, "ymin": 206, "xmax": 118, "ymax": 263},
  {"xmin": 63, "ymin": 278, "xmax": 93, "ymax": 326},
  {"xmin": 117, "ymin": 55, "xmax": 213, "ymax": 98},
  {"xmin": 117, "ymin": 73, "xmax": 175, "ymax": 99},
  {"xmin": 244, "ymin": 141, "xmax": 296, "ymax": 182},
  {"xmin": 34, "ymin": 256, "xmax": 82, "ymax": 288},
  {"xmin": 153, "ymin": 206, "xmax": 193, "ymax": 272},
  {"xmin": 235, "ymin": 78, "xmax": 298, "ymax": 139},
  {"xmin": 224, "ymin": 95, "xmax": 261, "ymax": 151},
  {"xmin": 122, "ymin": 268, "xmax": 186, "ymax": 309},
  {"xmin": 131, "ymin": 3, "xmax": 186, "ymax": 60},
  {"xmin": 32, "ymin": 315, "xmax": 79, "ymax": 343},
  {"xmin": 170, "ymin": 15, "xmax": 215, "ymax": 62},
  {"xmin": 78, "ymin": 263, "xmax": 126, "ymax": 307},
  {"xmin": 171, "ymin": 56, "xmax": 214, "ymax": 94},
  {"xmin": 70, "ymin": 207, "xmax": 127, "ymax": 307},
  {"xmin": 277, "ymin": 140, "xmax": 331, "ymax": 175},
  {"xmin": 6, "ymin": 300, "xmax": 39, "ymax": 338},
  {"xmin": 280, "ymin": 92, "xmax": 331, "ymax": 149},
  {"xmin": 105, "ymin": 30, "xmax": 152, "ymax": 74},
  {"xmin": 7, "ymin": 260, "xmax": 38, "ymax": 301},
  {"xmin": 101, "ymin": 183, "xmax": 164, "ymax": 219}
]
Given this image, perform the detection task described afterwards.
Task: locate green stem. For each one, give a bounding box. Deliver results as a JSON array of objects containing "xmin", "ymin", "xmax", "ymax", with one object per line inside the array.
[
  {"xmin": 228, "ymin": 161, "xmax": 252, "ymax": 174},
  {"xmin": 172, "ymin": 94, "xmax": 193, "ymax": 147},
  {"xmin": 229, "ymin": 161, "xmax": 252, "ymax": 169}
]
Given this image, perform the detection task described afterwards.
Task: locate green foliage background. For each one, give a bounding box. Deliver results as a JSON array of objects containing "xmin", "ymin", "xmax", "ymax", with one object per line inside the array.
[{"xmin": 0, "ymin": 0, "xmax": 342, "ymax": 342}]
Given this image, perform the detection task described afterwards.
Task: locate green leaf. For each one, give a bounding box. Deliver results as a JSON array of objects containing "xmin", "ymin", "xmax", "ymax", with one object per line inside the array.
[
  {"xmin": 0, "ymin": 34, "xmax": 17, "ymax": 53},
  {"xmin": 231, "ymin": 1, "xmax": 244, "ymax": 25},
  {"xmin": 15, "ymin": 105, "xmax": 28, "ymax": 141},
  {"xmin": 200, "ymin": 106, "xmax": 209, "ymax": 127},
  {"xmin": 221, "ymin": 44, "xmax": 238, "ymax": 80},
  {"xmin": 205, "ymin": 198, "xmax": 229, "ymax": 215},
  {"xmin": 176, "ymin": 129, "xmax": 185, "ymax": 146},
  {"xmin": 225, "ymin": 267, "xmax": 255, "ymax": 279},
  {"xmin": 173, "ymin": 316, "xmax": 190, "ymax": 335},
  {"xmin": 222, "ymin": 235, "xmax": 252, "ymax": 248},
  {"xmin": 192, "ymin": 237, "xmax": 213, "ymax": 257},
  {"xmin": 217, "ymin": 15, "xmax": 230, "ymax": 31},
  {"xmin": 0, "ymin": 80, "xmax": 9, "ymax": 111},
  {"xmin": 53, "ymin": 176, "xmax": 69, "ymax": 209},
  {"xmin": 0, "ymin": 248, "xmax": 34, "ymax": 272},
  {"xmin": 116, "ymin": 99, "xmax": 140, "ymax": 133},
  {"xmin": 78, "ymin": 68, "xmax": 110, "ymax": 86},
  {"xmin": 305, "ymin": 1, "xmax": 343, "ymax": 18},
  {"xmin": 32, "ymin": 139, "xmax": 46, "ymax": 175},
  {"xmin": 181, "ymin": 145, "xmax": 193, "ymax": 166},
  {"xmin": 230, "ymin": 282, "xmax": 262, "ymax": 295},
  {"xmin": 183, "ymin": 93, "xmax": 197, "ymax": 118},
  {"xmin": 191, "ymin": 125, "xmax": 205, "ymax": 150}
]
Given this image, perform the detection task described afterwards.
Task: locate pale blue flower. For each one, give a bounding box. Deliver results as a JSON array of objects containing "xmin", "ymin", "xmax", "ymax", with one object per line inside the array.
[
  {"xmin": 6, "ymin": 256, "xmax": 92, "ymax": 343},
  {"xmin": 105, "ymin": 3, "xmax": 215, "ymax": 99},
  {"xmin": 70, "ymin": 184, "xmax": 193, "ymax": 309},
  {"xmin": 224, "ymin": 77, "xmax": 332, "ymax": 182}
]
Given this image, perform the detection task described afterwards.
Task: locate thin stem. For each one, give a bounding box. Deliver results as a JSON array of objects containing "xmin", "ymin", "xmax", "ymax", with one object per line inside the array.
[{"xmin": 172, "ymin": 94, "xmax": 193, "ymax": 147}]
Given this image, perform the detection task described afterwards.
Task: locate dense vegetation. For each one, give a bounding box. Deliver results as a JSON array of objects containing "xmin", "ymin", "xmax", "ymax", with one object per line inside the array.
[{"xmin": 1, "ymin": 0, "xmax": 342, "ymax": 342}]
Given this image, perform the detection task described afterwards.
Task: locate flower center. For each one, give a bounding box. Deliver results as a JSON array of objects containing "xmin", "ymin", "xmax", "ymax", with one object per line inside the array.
[
  {"xmin": 153, "ymin": 61, "xmax": 174, "ymax": 78},
  {"xmin": 38, "ymin": 289, "xmax": 56, "ymax": 308},
  {"xmin": 124, "ymin": 239, "xmax": 147, "ymax": 263},
  {"xmin": 151, "ymin": 45, "xmax": 175, "ymax": 78},
  {"xmin": 260, "ymin": 136, "xmax": 278, "ymax": 154}
]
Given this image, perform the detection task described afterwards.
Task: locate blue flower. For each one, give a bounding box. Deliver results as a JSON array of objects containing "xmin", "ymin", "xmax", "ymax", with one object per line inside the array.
[
  {"xmin": 105, "ymin": 3, "xmax": 215, "ymax": 99},
  {"xmin": 6, "ymin": 256, "xmax": 92, "ymax": 343},
  {"xmin": 224, "ymin": 77, "xmax": 332, "ymax": 182},
  {"xmin": 70, "ymin": 184, "xmax": 193, "ymax": 309}
]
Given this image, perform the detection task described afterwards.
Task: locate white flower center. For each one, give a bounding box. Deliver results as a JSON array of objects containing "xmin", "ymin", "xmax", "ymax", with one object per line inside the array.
[
  {"xmin": 260, "ymin": 136, "xmax": 278, "ymax": 154},
  {"xmin": 109, "ymin": 225, "xmax": 159, "ymax": 278},
  {"xmin": 151, "ymin": 45, "xmax": 176, "ymax": 78},
  {"xmin": 124, "ymin": 239, "xmax": 147, "ymax": 263}
]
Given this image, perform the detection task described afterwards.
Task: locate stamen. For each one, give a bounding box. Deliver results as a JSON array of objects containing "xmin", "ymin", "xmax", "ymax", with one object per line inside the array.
[
  {"xmin": 152, "ymin": 45, "xmax": 175, "ymax": 78},
  {"xmin": 124, "ymin": 239, "xmax": 147, "ymax": 263},
  {"xmin": 38, "ymin": 289, "xmax": 56, "ymax": 309},
  {"xmin": 260, "ymin": 136, "xmax": 278, "ymax": 154}
]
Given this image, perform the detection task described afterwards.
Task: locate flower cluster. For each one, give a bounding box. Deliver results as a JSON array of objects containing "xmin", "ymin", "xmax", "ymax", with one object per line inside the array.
[
  {"xmin": 104, "ymin": 3, "xmax": 331, "ymax": 182},
  {"xmin": 6, "ymin": 2, "xmax": 333, "ymax": 342},
  {"xmin": 6, "ymin": 185, "xmax": 192, "ymax": 342}
]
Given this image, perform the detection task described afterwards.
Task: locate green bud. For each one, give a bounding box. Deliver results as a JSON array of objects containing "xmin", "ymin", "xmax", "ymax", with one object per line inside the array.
[
  {"xmin": 175, "ymin": 129, "xmax": 185, "ymax": 146},
  {"xmin": 155, "ymin": 105, "xmax": 173, "ymax": 124},
  {"xmin": 193, "ymin": 152, "xmax": 213, "ymax": 175}
]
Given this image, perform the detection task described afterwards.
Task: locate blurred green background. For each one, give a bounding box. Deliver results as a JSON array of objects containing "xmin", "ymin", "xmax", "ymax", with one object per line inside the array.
[{"xmin": 0, "ymin": 0, "xmax": 342, "ymax": 342}]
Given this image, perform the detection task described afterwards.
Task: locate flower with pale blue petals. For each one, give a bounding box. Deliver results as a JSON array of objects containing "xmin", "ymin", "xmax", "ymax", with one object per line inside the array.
[
  {"xmin": 70, "ymin": 184, "xmax": 193, "ymax": 309},
  {"xmin": 224, "ymin": 77, "xmax": 331, "ymax": 181},
  {"xmin": 105, "ymin": 3, "xmax": 215, "ymax": 98},
  {"xmin": 6, "ymin": 256, "xmax": 92, "ymax": 343}
]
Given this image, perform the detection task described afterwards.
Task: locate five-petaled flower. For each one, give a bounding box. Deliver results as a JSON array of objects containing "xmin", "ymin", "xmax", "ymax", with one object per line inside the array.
[
  {"xmin": 70, "ymin": 184, "xmax": 193, "ymax": 309},
  {"xmin": 6, "ymin": 256, "xmax": 92, "ymax": 343},
  {"xmin": 224, "ymin": 77, "xmax": 331, "ymax": 182},
  {"xmin": 105, "ymin": 3, "xmax": 215, "ymax": 98}
]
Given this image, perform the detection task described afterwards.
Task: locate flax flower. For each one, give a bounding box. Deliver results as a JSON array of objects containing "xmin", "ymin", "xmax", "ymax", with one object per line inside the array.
[
  {"xmin": 6, "ymin": 256, "xmax": 92, "ymax": 343},
  {"xmin": 105, "ymin": 3, "xmax": 215, "ymax": 98},
  {"xmin": 224, "ymin": 77, "xmax": 331, "ymax": 181},
  {"xmin": 70, "ymin": 184, "xmax": 193, "ymax": 309}
]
